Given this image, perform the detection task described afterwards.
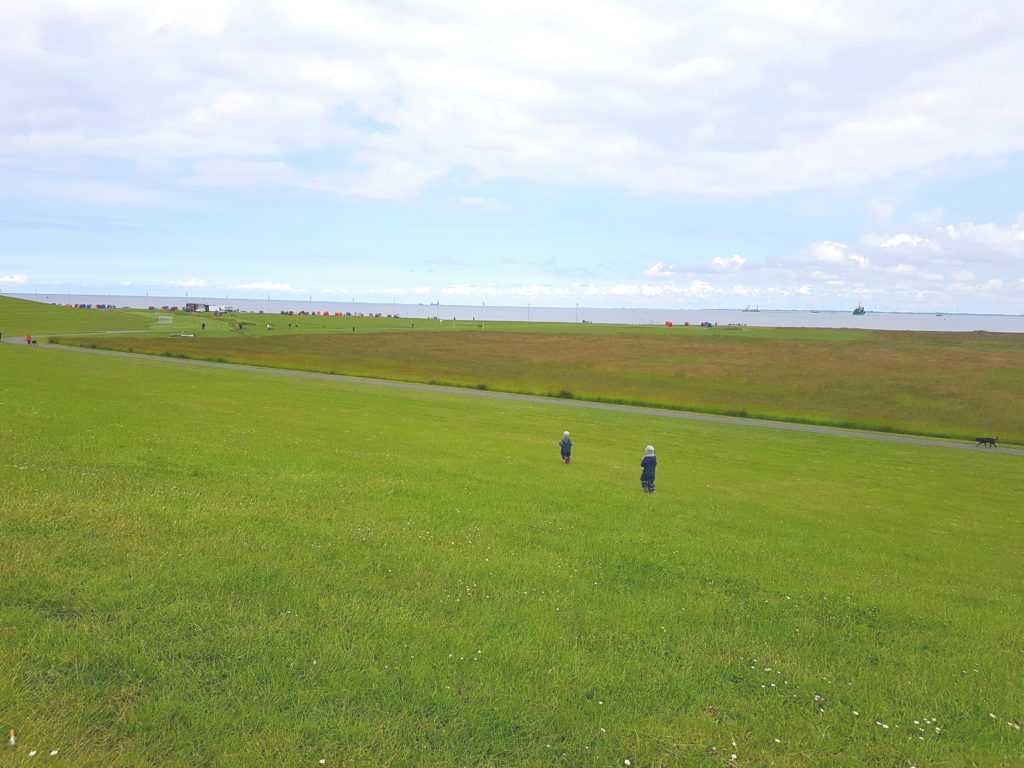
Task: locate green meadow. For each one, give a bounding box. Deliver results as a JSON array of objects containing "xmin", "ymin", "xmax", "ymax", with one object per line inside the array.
[
  {"xmin": 0, "ymin": 299, "xmax": 179, "ymax": 337},
  {"xmin": 1, "ymin": 297, "xmax": 1022, "ymax": 766},
  {"xmin": 46, "ymin": 302, "xmax": 1024, "ymax": 444}
]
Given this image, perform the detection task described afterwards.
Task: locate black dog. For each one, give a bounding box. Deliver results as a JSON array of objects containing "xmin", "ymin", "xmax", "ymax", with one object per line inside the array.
[{"xmin": 974, "ymin": 437, "xmax": 998, "ymax": 448}]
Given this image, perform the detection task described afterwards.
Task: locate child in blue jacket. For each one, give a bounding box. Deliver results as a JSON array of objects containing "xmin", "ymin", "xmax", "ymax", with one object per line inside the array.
[
  {"xmin": 559, "ymin": 431, "xmax": 572, "ymax": 464},
  {"xmin": 640, "ymin": 445, "xmax": 657, "ymax": 493}
]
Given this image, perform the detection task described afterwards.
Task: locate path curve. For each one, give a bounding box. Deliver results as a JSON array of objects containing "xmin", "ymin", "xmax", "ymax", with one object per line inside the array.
[{"xmin": 5, "ymin": 335, "xmax": 1021, "ymax": 455}]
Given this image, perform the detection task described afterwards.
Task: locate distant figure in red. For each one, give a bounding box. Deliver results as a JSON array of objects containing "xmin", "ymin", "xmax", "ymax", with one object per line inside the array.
[{"xmin": 26, "ymin": 334, "xmax": 32, "ymax": 345}]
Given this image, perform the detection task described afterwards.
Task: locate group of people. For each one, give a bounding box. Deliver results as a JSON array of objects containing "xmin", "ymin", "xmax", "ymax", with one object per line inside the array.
[{"xmin": 558, "ymin": 431, "xmax": 658, "ymax": 493}]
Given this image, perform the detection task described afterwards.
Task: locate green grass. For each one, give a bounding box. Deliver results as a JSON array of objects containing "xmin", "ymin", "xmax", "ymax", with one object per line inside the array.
[
  {"xmin": 49, "ymin": 305, "xmax": 1024, "ymax": 444},
  {"xmin": 1, "ymin": 338, "xmax": 1022, "ymax": 767},
  {"xmin": 0, "ymin": 296, "xmax": 202, "ymax": 337}
]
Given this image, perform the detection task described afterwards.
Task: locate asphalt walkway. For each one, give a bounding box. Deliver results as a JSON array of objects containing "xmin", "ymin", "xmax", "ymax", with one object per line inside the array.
[{"xmin": 4, "ymin": 334, "xmax": 1021, "ymax": 455}]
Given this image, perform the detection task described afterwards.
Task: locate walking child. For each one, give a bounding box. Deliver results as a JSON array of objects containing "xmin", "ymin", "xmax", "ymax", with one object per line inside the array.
[
  {"xmin": 640, "ymin": 445, "xmax": 657, "ymax": 493},
  {"xmin": 559, "ymin": 431, "xmax": 572, "ymax": 464}
]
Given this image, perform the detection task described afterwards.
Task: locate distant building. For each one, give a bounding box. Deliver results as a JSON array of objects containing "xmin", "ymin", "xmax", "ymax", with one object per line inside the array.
[{"xmin": 185, "ymin": 302, "xmax": 210, "ymax": 312}]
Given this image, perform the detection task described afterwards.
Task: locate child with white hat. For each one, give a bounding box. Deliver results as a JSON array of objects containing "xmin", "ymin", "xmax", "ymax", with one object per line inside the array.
[
  {"xmin": 640, "ymin": 445, "xmax": 657, "ymax": 493},
  {"xmin": 558, "ymin": 431, "xmax": 572, "ymax": 464}
]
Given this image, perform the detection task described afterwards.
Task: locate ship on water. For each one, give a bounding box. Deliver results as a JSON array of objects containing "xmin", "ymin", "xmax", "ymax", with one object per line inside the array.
[{"xmin": 853, "ymin": 304, "xmax": 866, "ymax": 315}]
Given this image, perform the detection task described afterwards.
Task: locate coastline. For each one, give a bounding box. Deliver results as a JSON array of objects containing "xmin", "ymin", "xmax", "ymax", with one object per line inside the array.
[{"xmin": 7, "ymin": 292, "xmax": 1024, "ymax": 333}]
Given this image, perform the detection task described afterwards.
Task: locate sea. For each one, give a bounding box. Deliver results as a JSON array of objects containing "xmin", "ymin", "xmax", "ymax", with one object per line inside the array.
[{"xmin": 8, "ymin": 292, "xmax": 1024, "ymax": 333}]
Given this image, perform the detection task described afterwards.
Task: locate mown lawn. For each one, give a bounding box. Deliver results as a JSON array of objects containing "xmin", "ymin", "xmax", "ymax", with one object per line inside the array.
[{"xmin": 1, "ymin": 340, "xmax": 1021, "ymax": 767}]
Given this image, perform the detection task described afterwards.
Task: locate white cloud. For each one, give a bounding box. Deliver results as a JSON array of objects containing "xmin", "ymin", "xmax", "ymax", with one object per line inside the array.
[
  {"xmin": 809, "ymin": 241, "xmax": 869, "ymax": 268},
  {"xmin": 402, "ymin": 212, "xmax": 1022, "ymax": 311},
  {"xmin": 875, "ymin": 233, "xmax": 932, "ymax": 248},
  {"xmin": 711, "ymin": 254, "xmax": 746, "ymax": 270},
  {"xmin": 1, "ymin": 274, "xmax": 28, "ymax": 284},
  {"xmin": 437, "ymin": 279, "xmax": 724, "ymax": 300},
  {"xmin": 939, "ymin": 220, "xmax": 1024, "ymax": 254},
  {"xmin": 4, "ymin": 1, "xmax": 1024, "ymax": 201},
  {"xmin": 235, "ymin": 281, "xmax": 294, "ymax": 291},
  {"xmin": 644, "ymin": 261, "xmax": 676, "ymax": 278},
  {"xmin": 168, "ymin": 278, "xmax": 207, "ymax": 288}
]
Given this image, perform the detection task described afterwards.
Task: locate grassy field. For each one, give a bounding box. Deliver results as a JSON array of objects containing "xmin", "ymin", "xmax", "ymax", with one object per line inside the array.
[
  {"xmin": 2, "ymin": 328, "xmax": 1023, "ymax": 766},
  {"xmin": 41, "ymin": 300, "xmax": 1024, "ymax": 444},
  {"xmin": 0, "ymin": 297, "xmax": 189, "ymax": 337}
]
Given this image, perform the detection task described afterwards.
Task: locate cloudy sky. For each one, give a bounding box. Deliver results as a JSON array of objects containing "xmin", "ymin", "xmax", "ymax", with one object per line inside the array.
[{"xmin": 2, "ymin": 0, "xmax": 1023, "ymax": 312}]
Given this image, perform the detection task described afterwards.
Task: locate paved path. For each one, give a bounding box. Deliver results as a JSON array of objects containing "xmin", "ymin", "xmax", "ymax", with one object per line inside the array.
[{"xmin": 5, "ymin": 335, "xmax": 1021, "ymax": 455}]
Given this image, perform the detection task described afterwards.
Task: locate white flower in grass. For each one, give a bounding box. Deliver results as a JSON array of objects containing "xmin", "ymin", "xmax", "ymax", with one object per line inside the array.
[
  {"xmin": 49, "ymin": 751, "xmax": 59, "ymax": 756},
  {"xmin": 624, "ymin": 760, "xmax": 631, "ymax": 766},
  {"xmin": 319, "ymin": 761, "xmax": 326, "ymax": 765},
  {"xmin": 990, "ymin": 713, "xmax": 997, "ymax": 718},
  {"xmin": 28, "ymin": 751, "xmax": 37, "ymax": 757}
]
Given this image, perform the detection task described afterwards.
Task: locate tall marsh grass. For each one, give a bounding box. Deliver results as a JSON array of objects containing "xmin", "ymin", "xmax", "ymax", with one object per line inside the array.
[{"xmin": 57, "ymin": 326, "xmax": 1024, "ymax": 444}]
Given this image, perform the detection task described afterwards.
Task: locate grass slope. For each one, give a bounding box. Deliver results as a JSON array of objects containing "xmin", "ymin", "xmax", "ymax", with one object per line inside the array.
[
  {"xmin": 0, "ymin": 296, "xmax": 173, "ymax": 337},
  {"xmin": 57, "ymin": 312, "xmax": 1024, "ymax": 443},
  {"xmin": 2, "ymin": 342, "xmax": 1022, "ymax": 767}
]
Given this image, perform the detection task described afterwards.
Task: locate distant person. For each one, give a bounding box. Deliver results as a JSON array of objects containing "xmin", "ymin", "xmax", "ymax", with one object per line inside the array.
[
  {"xmin": 25, "ymin": 334, "xmax": 32, "ymax": 345},
  {"xmin": 640, "ymin": 445, "xmax": 657, "ymax": 493},
  {"xmin": 0, "ymin": 331, "xmax": 3, "ymax": 342},
  {"xmin": 559, "ymin": 431, "xmax": 572, "ymax": 464},
  {"xmin": 201, "ymin": 323, "xmax": 206, "ymax": 330},
  {"xmin": 266, "ymin": 323, "xmax": 273, "ymax": 331}
]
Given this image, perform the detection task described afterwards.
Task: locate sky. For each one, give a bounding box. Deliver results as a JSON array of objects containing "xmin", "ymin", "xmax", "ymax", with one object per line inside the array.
[{"xmin": 2, "ymin": 0, "xmax": 1024, "ymax": 313}]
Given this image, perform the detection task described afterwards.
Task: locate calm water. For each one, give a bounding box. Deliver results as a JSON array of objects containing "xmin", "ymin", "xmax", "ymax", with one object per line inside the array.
[{"xmin": 10, "ymin": 293, "xmax": 1024, "ymax": 333}]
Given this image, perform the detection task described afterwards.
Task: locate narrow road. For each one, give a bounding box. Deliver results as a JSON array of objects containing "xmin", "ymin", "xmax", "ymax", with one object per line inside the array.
[{"xmin": 5, "ymin": 335, "xmax": 1021, "ymax": 455}]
